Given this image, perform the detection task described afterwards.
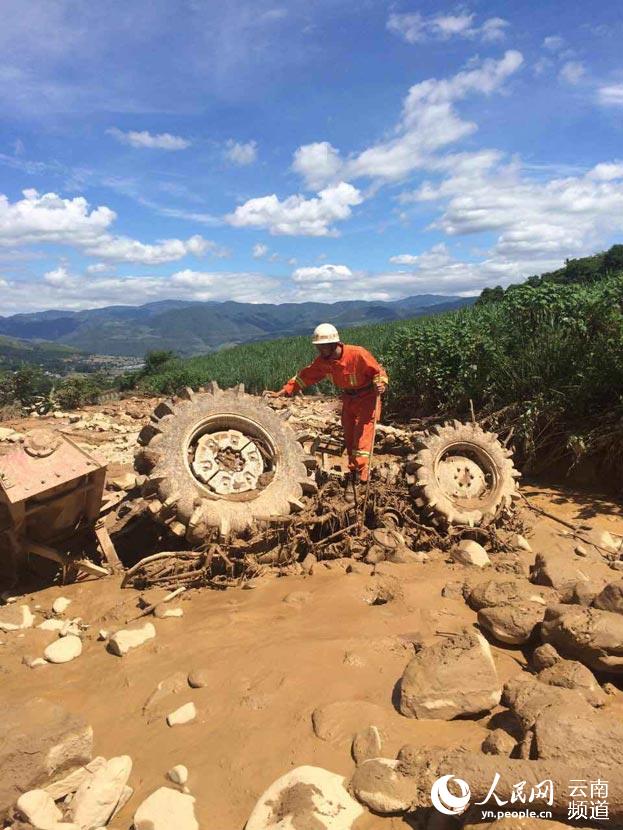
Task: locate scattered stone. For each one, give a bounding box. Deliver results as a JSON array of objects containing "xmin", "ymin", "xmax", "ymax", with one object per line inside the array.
[
  {"xmin": 52, "ymin": 598, "xmax": 72, "ymax": 615},
  {"xmin": 531, "ymin": 643, "xmax": 559, "ymax": 671},
  {"xmin": 513, "ymin": 534, "xmax": 532, "ymax": 552},
  {"xmin": 575, "ymin": 545, "xmax": 588, "ymax": 557},
  {"xmin": 560, "ymin": 579, "xmax": 602, "ymax": 606},
  {"xmin": 387, "ymin": 547, "xmax": 427, "ymax": 565},
  {"xmin": 109, "ymin": 472, "xmax": 138, "ymax": 491},
  {"xmin": 134, "ymin": 787, "xmax": 198, "ymax": 830},
  {"xmin": 399, "ymin": 628, "xmax": 501, "ymax": 720},
  {"xmin": 245, "ymin": 766, "xmax": 363, "ymax": 830},
  {"xmin": 481, "ymin": 729, "xmax": 516, "ymax": 756},
  {"xmin": 349, "ymin": 757, "xmax": 413, "ymax": 814},
  {"xmin": 352, "ymin": 726, "xmax": 382, "ymax": 764},
  {"xmin": 587, "ymin": 528, "xmax": 623, "ymax": 555},
  {"xmin": 441, "ymin": 581, "xmax": 464, "ymax": 600},
  {"xmin": 593, "ymin": 581, "xmax": 623, "ymax": 615},
  {"xmin": 477, "ymin": 602, "xmax": 545, "ymax": 645},
  {"xmin": 451, "ymin": 540, "xmax": 490, "ymax": 568},
  {"xmin": 167, "ymin": 765, "xmax": 189, "ymax": 786},
  {"xmin": 44, "ymin": 635, "xmax": 82, "ymax": 664},
  {"xmin": 69, "ymin": 756, "xmax": 132, "ymax": 830},
  {"xmin": 187, "ymin": 669, "xmax": 209, "ymax": 689},
  {"xmin": 38, "ymin": 619, "xmax": 66, "ymax": 632},
  {"xmin": 0, "ymin": 699, "xmax": 93, "ymax": 816},
  {"xmin": 22, "ymin": 655, "xmax": 47, "ymax": 669},
  {"xmin": 107, "ymin": 622, "xmax": 156, "ymax": 656},
  {"xmin": 537, "ymin": 658, "xmax": 607, "ymax": 707},
  {"xmin": 0, "ymin": 605, "xmax": 35, "ymax": 632},
  {"xmin": 153, "ymin": 605, "xmax": 183, "ymax": 619},
  {"xmin": 16, "ymin": 789, "xmax": 63, "ymax": 828},
  {"xmin": 166, "ymin": 703, "xmax": 196, "ymax": 727},
  {"xmin": 312, "ymin": 701, "xmax": 388, "ymax": 744},
  {"xmin": 541, "ymin": 604, "xmax": 623, "ymax": 673}
]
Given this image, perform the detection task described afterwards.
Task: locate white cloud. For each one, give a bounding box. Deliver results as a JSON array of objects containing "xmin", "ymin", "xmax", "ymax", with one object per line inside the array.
[
  {"xmin": 559, "ymin": 61, "xmax": 586, "ymax": 85},
  {"xmin": 400, "ymin": 154, "xmax": 623, "ymax": 269},
  {"xmin": 1, "ymin": 268, "xmax": 283, "ymax": 313},
  {"xmin": 86, "ymin": 262, "xmax": 115, "ymax": 275},
  {"xmin": 598, "ymin": 84, "xmax": 623, "ymax": 106},
  {"xmin": 252, "ymin": 243, "xmax": 269, "ymax": 258},
  {"xmin": 389, "ymin": 243, "xmax": 453, "ymax": 268},
  {"xmin": 226, "ymin": 181, "xmax": 363, "ymax": 236},
  {"xmin": 43, "ymin": 264, "xmax": 73, "ymax": 286},
  {"xmin": 543, "ymin": 35, "xmax": 565, "ymax": 52},
  {"xmin": 225, "ymin": 140, "xmax": 257, "ymax": 165},
  {"xmin": 85, "ymin": 233, "xmax": 227, "ymax": 265},
  {"xmin": 387, "ymin": 11, "xmax": 508, "ymax": 44},
  {"xmin": 0, "ymin": 189, "xmax": 226, "ymax": 264},
  {"xmin": 0, "ymin": 189, "xmax": 115, "ymax": 247},
  {"xmin": 290, "ymin": 52, "xmax": 523, "ymax": 188},
  {"xmin": 588, "ymin": 162, "xmax": 623, "ymax": 181},
  {"xmin": 292, "ymin": 263, "xmax": 353, "ymax": 282},
  {"xmin": 292, "ymin": 142, "xmax": 342, "ymax": 190},
  {"xmin": 107, "ymin": 128, "xmax": 191, "ymax": 150}
]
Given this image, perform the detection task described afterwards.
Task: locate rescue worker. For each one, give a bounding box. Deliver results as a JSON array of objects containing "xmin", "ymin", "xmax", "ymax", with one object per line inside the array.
[{"xmin": 266, "ymin": 324, "xmax": 388, "ymax": 483}]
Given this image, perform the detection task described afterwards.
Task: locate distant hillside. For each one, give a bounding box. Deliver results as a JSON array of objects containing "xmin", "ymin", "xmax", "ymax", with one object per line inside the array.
[
  {"xmin": 0, "ymin": 334, "xmax": 82, "ymax": 373},
  {"xmin": 0, "ymin": 295, "xmax": 473, "ymax": 357}
]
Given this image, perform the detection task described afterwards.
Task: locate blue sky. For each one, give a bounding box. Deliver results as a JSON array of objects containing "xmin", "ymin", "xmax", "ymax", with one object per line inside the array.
[{"xmin": 1, "ymin": 0, "xmax": 623, "ymax": 312}]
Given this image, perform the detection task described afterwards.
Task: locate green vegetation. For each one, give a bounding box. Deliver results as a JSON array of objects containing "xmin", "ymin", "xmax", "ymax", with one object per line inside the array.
[{"xmin": 122, "ymin": 245, "xmax": 623, "ymax": 477}]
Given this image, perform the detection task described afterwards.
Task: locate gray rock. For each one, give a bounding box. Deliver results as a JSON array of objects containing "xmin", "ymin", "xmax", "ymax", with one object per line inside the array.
[
  {"xmin": 166, "ymin": 703, "xmax": 196, "ymax": 727},
  {"xmin": 349, "ymin": 758, "xmax": 413, "ymax": 814},
  {"xmin": 531, "ymin": 549, "xmax": 611, "ymax": 593},
  {"xmin": 399, "ymin": 628, "xmax": 501, "ymax": 720},
  {"xmin": 467, "ymin": 579, "xmax": 549, "ymax": 611}
]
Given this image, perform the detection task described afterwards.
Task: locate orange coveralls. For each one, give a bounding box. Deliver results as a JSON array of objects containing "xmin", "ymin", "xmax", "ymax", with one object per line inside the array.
[{"xmin": 280, "ymin": 344, "xmax": 389, "ymax": 481}]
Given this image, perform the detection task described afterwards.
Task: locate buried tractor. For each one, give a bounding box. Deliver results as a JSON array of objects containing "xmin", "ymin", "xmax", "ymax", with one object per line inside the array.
[
  {"xmin": 0, "ymin": 383, "xmax": 522, "ymax": 589},
  {"xmin": 122, "ymin": 383, "xmax": 522, "ymax": 589}
]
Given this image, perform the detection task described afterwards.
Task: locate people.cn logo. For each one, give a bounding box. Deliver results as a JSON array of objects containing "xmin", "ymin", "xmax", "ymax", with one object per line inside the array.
[{"xmin": 430, "ymin": 775, "xmax": 472, "ymax": 815}]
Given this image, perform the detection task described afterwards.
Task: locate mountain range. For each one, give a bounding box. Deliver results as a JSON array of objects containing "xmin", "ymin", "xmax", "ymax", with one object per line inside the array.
[{"xmin": 0, "ymin": 295, "xmax": 473, "ymax": 357}]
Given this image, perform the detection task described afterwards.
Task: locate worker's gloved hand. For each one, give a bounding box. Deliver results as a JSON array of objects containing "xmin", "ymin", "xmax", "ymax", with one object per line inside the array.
[{"xmin": 375, "ymin": 382, "xmax": 387, "ymax": 395}]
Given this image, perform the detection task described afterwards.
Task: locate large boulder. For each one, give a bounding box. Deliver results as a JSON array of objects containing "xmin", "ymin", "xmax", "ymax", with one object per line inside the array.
[
  {"xmin": 399, "ymin": 628, "xmax": 501, "ymax": 720},
  {"xmin": 451, "ymin": 540, "xmax": 490, "ymax": 568},
  {"xmin": 531, "ymin": 549, "xmax": 611, "ymax": 593},
  {"xmin": 532, "ymin": 645, "xmax": 607, "ymax": 707},
  {"xmin": 593, "ymin": 580, "xmax": 623, "ymax": 614},
  {"xmin": 0, "ymin": 699, "xmax": 93, "ymax": 818},
  {"xmin": 477, "ymin": 603, "xmax": 545, "ymax": 645},
  {"xmin": 467, "ymin": 579, "xmax": 551, "ymax": 611},
  {"xmin": 245, "ymin": 766, "xmax": 363, "ymax": 830},
  {"xmin": 541, "ymin": 604, "xmax": 623, "ymax": 673},
  {"xmin": 533, "ymin": 699, "xmax": 623, "ymax": 767}
]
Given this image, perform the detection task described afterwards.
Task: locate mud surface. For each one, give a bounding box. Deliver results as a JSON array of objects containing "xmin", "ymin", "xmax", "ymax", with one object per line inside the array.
[{"xmin": 1, "ymin": 396, "xmax": 623, "ymax": 829}]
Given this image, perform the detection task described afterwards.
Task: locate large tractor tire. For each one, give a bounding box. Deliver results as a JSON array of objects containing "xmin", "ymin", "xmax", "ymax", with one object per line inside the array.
[
  {"xmin": 135, "ymin": 383, "xmax": 311, "ymax": 540},
  {"xmin": 411, "ymin": 420, "xmax": 520, "ymax": 527}
]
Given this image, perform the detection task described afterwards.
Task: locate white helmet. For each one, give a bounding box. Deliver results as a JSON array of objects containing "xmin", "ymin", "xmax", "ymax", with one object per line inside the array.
[{"xmin": 312, "ymin": 323, "xmax": 340, "ymax": 345}]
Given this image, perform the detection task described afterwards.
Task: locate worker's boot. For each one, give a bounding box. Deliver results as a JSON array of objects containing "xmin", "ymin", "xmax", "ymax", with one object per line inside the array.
[{"xmin": 343, "ymin": 470, "xmax": 359, "ymax": 504}]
